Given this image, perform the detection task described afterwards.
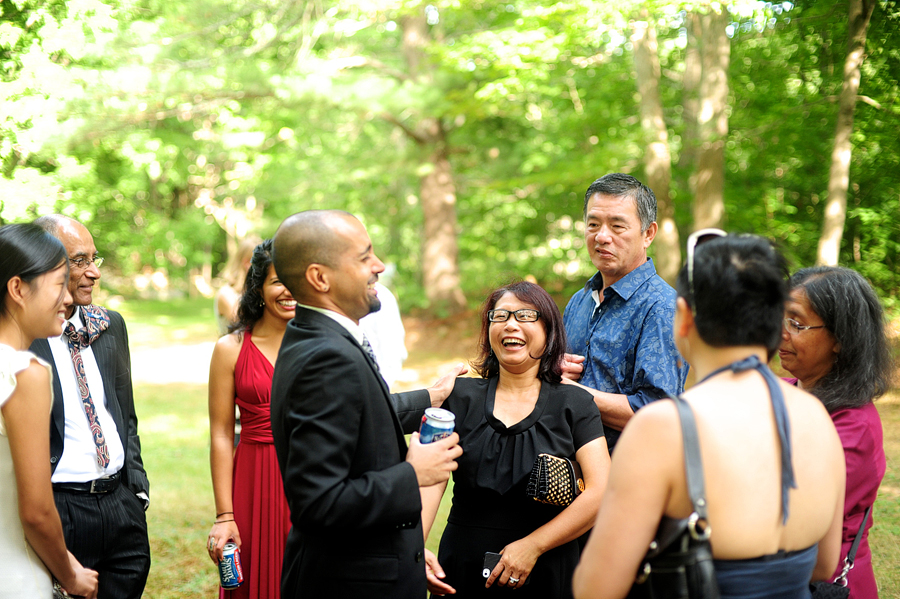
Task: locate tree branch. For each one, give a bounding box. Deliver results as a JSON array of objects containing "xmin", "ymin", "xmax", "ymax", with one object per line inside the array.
[
  {"xmin": 343, "ymin": 57, "xmax": 412, "ymax": 83},
  {"xmin": 857, "ymin": 95, "xmax": 882, "ymax": 109},
  {"xmin": 377, "ymin": 111, "xmax": 427, "ymax": 144}
]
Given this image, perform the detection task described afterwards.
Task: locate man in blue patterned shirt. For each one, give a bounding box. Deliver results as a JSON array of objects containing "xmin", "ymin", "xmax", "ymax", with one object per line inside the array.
[{"xmin": 562, "ymin": 173, "xmax": 688, "ymax": 451}]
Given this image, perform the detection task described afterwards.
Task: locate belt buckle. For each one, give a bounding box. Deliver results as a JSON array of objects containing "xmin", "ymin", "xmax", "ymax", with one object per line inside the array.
[{"xmin": 89, "ymin": 473, "xmax": 115, "ymax": 493}]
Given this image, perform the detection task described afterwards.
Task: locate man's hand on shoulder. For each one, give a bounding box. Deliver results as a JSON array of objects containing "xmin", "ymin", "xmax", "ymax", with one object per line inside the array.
[
  {"xmin": 406, "ymin": 432, "xmax": 462, "ymax": 487},
  {"xmin": 426, "ymin": 362, "xmax": 469, "ymax": 408},
  {"xmin": 562, "ymin": 353, "xmax": 585, "ymax": 382}
]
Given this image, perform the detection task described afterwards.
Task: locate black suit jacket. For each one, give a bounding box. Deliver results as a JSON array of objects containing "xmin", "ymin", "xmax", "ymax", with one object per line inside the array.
[
  {"xmin": 271, "ymin": 307, "xmax": 430, "ymax": 599},
  {"xmin": 30, "ymin": 308, "xmax": 150, "ymax": 498}
]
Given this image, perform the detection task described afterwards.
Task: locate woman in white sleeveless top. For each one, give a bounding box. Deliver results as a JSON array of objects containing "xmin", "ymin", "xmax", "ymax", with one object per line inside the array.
[{"xmin": 0, "ymin": 223, "xmax": 98, "ymax": 599}]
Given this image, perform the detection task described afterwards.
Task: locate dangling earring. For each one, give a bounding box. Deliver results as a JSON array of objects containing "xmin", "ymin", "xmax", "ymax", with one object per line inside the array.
[{"xmin": 259, "ymin": 298, "xmax": 265, "ymax": 307}]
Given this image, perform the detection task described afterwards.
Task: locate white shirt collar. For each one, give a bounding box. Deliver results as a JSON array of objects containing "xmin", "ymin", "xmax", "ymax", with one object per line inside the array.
[
  {"xmin": 299, "ymin": 304, "xmax": 365, "ymax": 345},
  {"xmin": 64, "ymin": 307, "xmax": 85, "ymax": 334}
]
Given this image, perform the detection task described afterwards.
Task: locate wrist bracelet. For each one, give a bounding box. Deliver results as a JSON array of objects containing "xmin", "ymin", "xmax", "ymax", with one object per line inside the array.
[
  {"xmin": 216, "ymin": 511, "xmax": 234, "ymax": 518},
  {"xmin": 215, "ymin": 519, "xmax": 235, "ymax": 524}
]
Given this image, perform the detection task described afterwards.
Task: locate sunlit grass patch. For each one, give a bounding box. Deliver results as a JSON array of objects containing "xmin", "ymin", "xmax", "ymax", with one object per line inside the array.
[
  {"xmin": 873, "ymin": 398, "xmax": 900, "ymax": 595},
  {"xmin": 139, "ymin": 382, "xmax": 218, "ymax": 599},
  {"xmin": 116, "ymin": 297, "xmax": 219, "ymax": 348}
]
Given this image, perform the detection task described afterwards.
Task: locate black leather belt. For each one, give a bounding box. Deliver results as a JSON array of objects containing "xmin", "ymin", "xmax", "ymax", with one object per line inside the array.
[{"xmin": 53, "ymin": 471, "xmax": 121, "ymax": 494}]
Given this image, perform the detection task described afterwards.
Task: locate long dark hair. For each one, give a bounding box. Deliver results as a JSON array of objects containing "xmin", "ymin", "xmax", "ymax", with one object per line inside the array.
[
  {"xmin": 0, "ymin": 223, "xmax": 68, "ymax": 313},
  {"xmin": 229, "ymin": 239, "xmax": 274, "ymax": 334},
  {"xmin": 789, "ymin": 266, "xmax": 893, "ymax": 412},
  {"xmin": 472, "ymin": 281, "xmax": 567, "ymax": 383}
]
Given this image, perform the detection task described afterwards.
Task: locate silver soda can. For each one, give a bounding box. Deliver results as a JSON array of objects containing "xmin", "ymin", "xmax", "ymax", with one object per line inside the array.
[
  {"xmin": 419, "ymin": 407, "xmax": 455, "ymax": 443},
  {"xmin": 218, "ymin": 542, "xmax": 244, "ymax": 590}
]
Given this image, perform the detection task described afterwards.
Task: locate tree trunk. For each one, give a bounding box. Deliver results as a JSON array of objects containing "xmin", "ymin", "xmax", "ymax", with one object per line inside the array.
[
  {"xmin": 400, "ymin": 11, "xmax": 466, "ymax": 313},
  {"xmin": 816, "ymin": 0, "xmax": 875, "ymax": 266},
  {"xmin": 421, "ymin": 134, "xmax": 466, "ymax": 313},
  {"xmin": 693, "ymin": 7, "xmax": 730, "ymax": 231},
  {"xmin": 631, "ymin": 12, "xmax": 680, "ymax": 285},
  {"xmin": 679, "ymin": 12, "xmax": 701, "ymax": 172}
]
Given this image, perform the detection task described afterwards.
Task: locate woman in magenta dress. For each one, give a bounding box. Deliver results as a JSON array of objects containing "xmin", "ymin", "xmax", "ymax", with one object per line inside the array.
[
  {"xmin": 779, "ymin": 266, "xmax": 892, "ymax": 598},
  {"xmin": 207, "ymin": 239, "xmax": 295, "ymax": 598}
]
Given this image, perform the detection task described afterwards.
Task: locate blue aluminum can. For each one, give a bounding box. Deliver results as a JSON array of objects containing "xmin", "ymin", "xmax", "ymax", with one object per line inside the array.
[
  {"xmin": 218, "ymin": 542, "xmax": 244, "ymax": 590},
  {"xmin": 418, "ymin": 407, "xmax": 455, "ymax": 443}
]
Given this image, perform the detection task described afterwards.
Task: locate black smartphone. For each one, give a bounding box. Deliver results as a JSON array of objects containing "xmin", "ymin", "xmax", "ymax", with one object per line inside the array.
[{"xmin": 482, "ymin": 552, "xmax": 501, "ymax": 578}]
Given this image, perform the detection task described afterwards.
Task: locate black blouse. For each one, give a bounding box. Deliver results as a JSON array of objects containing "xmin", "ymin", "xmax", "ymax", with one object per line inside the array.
[{"xmin": 441, "ymin": 377, "xmax": 604, "ymax": 530}]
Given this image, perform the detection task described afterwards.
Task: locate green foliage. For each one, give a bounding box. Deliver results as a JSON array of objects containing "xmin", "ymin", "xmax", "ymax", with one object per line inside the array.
[{"xmin": 1, "ymin": 0, "xmax": 899, "ymax": 308}]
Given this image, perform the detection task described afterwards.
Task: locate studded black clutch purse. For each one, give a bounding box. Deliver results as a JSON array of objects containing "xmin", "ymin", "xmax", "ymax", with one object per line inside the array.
[
  {"xmin": 525, "ymin": 453, "xmax": 585, "ymax": 507},
  {"xmin": 52, "ymin": 580, "xmax": 70, "ymax": 599}
]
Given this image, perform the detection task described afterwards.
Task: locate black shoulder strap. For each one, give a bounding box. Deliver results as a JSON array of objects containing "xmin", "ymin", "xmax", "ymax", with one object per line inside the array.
[
  {"xmin": 669, "ymin": 394, "xmax": 709, "ymax": 522},
  {"xmin": 846, "ymin": 506, "xmax": 872, "ymax": 566}
]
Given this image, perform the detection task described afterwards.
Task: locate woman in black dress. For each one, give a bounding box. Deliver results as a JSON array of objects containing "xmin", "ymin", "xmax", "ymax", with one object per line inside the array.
[{"xmin": 423, "ymin": 281, "xmax": 610, "ymax": 598}]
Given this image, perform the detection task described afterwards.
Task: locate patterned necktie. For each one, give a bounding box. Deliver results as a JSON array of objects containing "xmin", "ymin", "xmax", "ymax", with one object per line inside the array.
[
  {"xmin": 361, "ymin": 335, "xmax": 380, "ymax": 371},
  {"xmin": 64, "ymin": 321, "xmax": 110, "ymax": 469}
]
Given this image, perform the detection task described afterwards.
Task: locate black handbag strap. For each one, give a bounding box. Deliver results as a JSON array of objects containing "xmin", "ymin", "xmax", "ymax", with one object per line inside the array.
[
  {"xmin": 832, "ymin": 505, "xmax": 873, "ymax": 586},
  {"xmin": 846, "ymin": 506, "xmax": 872, "ymax": 566},
  {"xmin": 668, "ymin": 394, "xmax": 710, "ymax": 524}
]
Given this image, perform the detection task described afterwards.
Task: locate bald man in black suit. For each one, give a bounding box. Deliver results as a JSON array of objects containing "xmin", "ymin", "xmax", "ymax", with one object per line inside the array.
[{"xmin": 270, "ymin": 210, "xmax": 463, "ymax": 598}]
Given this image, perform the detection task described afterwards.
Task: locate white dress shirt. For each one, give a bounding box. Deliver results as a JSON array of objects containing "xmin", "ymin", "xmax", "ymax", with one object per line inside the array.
[
  {"xmin": 360, "ymin": 283, "xmax": 407, "ymax": 387},
  {"xmin": 299, "ymin": 303, "xmax": 366, "ymax": 345},
  {"xmin": 48, "ymin": 309, "xmax": 125, "ymax": 483}
]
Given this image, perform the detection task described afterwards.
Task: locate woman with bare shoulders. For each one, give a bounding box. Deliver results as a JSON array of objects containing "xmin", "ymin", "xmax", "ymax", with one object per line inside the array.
[
  {"xmin": 574, "ymin": 233, "xmax": 845, "ymax": 599},
  {"xmin": 0, "ymin": 223, "xmax": 98, "ymax": 599},
  {"xmin": 207, "ymin": 239, "xmax": 295, "ymax": 598}
]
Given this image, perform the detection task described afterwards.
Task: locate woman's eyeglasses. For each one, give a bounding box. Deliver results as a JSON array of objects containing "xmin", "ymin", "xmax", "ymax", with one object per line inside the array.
[
  {"xmin": 686, "ymin": 228, "xmax": 726, "ymax": 316},
  {"xmin": 783, "ymin": 318, "xmax": 826, "ymax": 335},
  {"xmin": 488, "ymin": 309, "xmax": 541, "ymax": 323}
]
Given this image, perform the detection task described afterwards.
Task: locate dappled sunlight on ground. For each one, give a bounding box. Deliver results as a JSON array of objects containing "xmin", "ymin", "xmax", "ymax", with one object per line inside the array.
[{"xmin": 132, "ymin": 342, "xmax": 215, "ymax": 384}]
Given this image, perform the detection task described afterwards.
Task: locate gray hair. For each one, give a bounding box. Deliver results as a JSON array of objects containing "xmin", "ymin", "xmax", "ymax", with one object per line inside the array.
[{"xmin": 583, "ymin": 173, "xmax": 657, "ymax": 232}]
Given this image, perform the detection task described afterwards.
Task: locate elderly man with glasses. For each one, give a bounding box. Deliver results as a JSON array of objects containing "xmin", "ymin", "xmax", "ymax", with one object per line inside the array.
[
  {"xmin": 30, "ymin": 215, "xmax": 151, "ymax": 599},
  {"xmin": 562, "ymin": 173, "xmax": 689, "ymax": 452}
]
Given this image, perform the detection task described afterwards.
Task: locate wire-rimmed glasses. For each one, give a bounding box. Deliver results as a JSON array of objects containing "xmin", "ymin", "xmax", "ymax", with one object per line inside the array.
[
  {"xmin": 69, "ymin": 255, "xmax": 104, "ymax": 269},
  {"xmin": 782, "ymin": 318, "xmax": 826, "ymax": 335}
]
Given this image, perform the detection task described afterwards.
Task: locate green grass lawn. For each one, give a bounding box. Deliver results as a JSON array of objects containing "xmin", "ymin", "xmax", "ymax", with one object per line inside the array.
[
  {"xmin": 125, "ymin": 297, "xmax": 900, "ymax": 598},
  {"xmin": 871, "ymin": 396, "xmax": 900, "ymax": 595},
  {"xmin": 114, "ymin": 296, "xmax": 219, "ymax": 348},
  {"xmin": 136, "ymin": 381, "xmax": 456, "ymax": 599},
  {"xmin": 140, "ymin": 382, "xmax": 219, "ymax": 598}
]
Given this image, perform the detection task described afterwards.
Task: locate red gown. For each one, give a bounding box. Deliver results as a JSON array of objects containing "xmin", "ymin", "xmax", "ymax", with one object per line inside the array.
[{"xmin": 222, "ymin": 332, "xmax": 292, "ymax": 599}]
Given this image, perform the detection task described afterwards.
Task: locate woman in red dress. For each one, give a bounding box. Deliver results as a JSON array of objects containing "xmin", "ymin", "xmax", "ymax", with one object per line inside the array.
[{"xmin": 207, "ymin": 239, "xmax": 295, "ymax": 598}]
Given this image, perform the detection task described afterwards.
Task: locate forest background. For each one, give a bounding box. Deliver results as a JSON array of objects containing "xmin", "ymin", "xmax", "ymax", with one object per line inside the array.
[
  {"xmin": 2, "ymin": 0, "xmax": 899, "ymax": 312},
  {"xmin": 4, "ymin": 2, "xmax": 900, "ymax": 597}
]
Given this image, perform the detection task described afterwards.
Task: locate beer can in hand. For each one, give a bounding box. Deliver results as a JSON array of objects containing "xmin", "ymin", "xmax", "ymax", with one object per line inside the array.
[
  {"xmin": 218, "ymin": 542, "xmax": 244, "ymax": 590},
  {"xmin": 418, "ymin": 407, "xmax": 455, "ymax": 443}
]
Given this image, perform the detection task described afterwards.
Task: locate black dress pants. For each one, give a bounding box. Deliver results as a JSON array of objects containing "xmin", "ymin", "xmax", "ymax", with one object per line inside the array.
[{"xmin": 54, "ymin": 483, "xmax": 151, "ymax": 599}]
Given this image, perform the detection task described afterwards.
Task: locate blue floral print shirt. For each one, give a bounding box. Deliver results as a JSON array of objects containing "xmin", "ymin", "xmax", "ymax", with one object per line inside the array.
[{"xmin": 563, "ymin": 258, "xmax": 688, "ymax": 449}]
